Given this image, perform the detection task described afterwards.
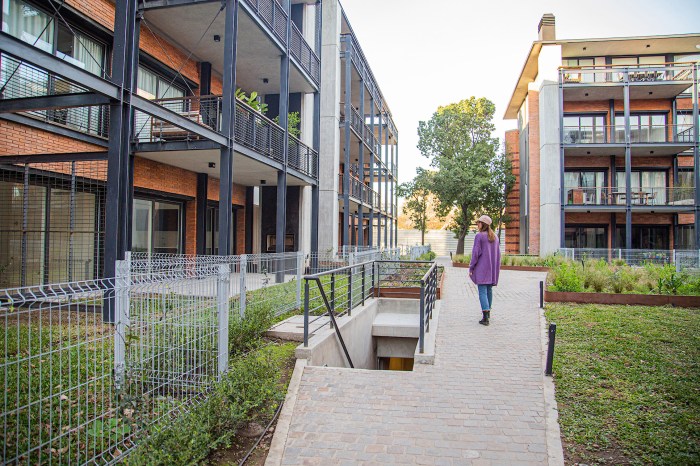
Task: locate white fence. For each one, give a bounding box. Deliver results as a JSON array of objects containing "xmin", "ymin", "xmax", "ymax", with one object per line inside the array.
[{"xmin": 558, "ymin": 248, "xmax": 700, "ymax": 269}]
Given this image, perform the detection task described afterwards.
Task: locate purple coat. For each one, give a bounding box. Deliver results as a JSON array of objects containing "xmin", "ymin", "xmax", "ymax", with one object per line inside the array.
[{"xmin": 469, "ymin": 232, "xmax": 501, "ymax": 286}]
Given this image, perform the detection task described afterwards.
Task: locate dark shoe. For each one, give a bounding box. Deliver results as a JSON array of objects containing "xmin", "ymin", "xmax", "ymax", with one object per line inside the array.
[{"xmin": 479, "ymin": 311, "xmax": 490, "ymax": 326}]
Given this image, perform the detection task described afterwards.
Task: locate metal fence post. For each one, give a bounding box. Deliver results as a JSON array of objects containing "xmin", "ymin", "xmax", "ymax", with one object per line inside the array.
[
  {"xmin": 239, "ymin": 255, "xmax": 247, "ymax": 318},
  {"xmin": 347, "ymin": 266, "xmax": 353, "ymax": 316},
  {"xmin": 361, "ymin": 263, "xmax": 366, "ymax": 305},
  {"xmin": 218, "ymin": 264, "xmax": 230, "ymax": 377},
  {"xmin": 114, "ymin": 258, "xmax": 130, "ymax": 392},
  {"xmin": 545, "ymin": 322, "xmax": 557, "ymax": 376},
  {"xmin": 296, "ymin": 251, "xmax": 303, "ymax": 310},
  {"xmin": 303, "ymin": 279, "xmax": 309, "ymax": 347},
  {"xmin": 539, "ymin": 281, "xmax": 544, "ymax": 309},
  {"xmin": 419, "ymin": 280, "xmax": 425, "ymax": 353}
]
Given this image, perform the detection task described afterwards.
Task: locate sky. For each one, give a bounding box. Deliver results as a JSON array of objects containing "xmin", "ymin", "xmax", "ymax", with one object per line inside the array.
[{"xmin": 338, "ymin": 0, "xmax": 700, "ymax": 185}]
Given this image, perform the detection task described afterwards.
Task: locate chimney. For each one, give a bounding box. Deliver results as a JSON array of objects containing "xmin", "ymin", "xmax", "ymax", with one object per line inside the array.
[{"xmin": 538, "ymin": 14, "xmax": 556, "ymax": 41}]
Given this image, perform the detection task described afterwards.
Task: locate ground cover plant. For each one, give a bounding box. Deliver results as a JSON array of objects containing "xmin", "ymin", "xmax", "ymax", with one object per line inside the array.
[
  {"xmin": 545, "ymin": 303, "xmax": 700, "ymax": 465},
  {"xmin": 547, "ymin": 260, "xmax": 700, "ymax": 295}
]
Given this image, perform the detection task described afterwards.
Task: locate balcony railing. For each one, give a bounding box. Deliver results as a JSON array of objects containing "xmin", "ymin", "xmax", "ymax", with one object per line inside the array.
[
  {"xmin": 341, "ymin": 107, "xmax": 380, "ymax": 155},
  {"xmin": 242, "ymin": 0, "xmax": 288, "ymax": 46},
  {"xmin": 134, "ymin": 95, "xmax": 317, "ymax": 180},
  {"xmin": 340, "ymin": 33, "xmax": 383, "ymax": 111},
  {"xmin": 560, "ymin": 63, "xmax": 697, "ymax": 85},
  {"xmin": 564, "ymin": 186, "xmax": 695, "ymax": 207},
  {"xmin": 563, "ymin": 124, "xmax": 695, "ymax": 144},
  {"xmin": 338, "ymin": 173, "xmax": 379, "ymax": 208},
  {"xmin": 290, "ymin": 22, "xmax": 320, "ymax": 85},
  {"xmin": 0, "ymin": 52, "xmax": 109, "ymax": 137}
]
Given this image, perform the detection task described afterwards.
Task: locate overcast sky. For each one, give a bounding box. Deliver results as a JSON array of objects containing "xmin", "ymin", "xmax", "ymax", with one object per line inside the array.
[{"xmin": 338, "ymin": 0, "xmax": 700, "ymax": 184}]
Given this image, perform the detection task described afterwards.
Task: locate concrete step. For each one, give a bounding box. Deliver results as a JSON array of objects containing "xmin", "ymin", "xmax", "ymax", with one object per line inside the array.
[{"xmin": 372, "ymin": 312, "xmax": 419, "ymax": 338}]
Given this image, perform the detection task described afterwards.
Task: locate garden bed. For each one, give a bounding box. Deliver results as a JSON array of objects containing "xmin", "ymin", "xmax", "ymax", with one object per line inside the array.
[
  {"xmin": 374, "ymin": 266, "xmax": 445, "ymax": 299},
  {"xmin": 501, "ymin": 265, "xmax": 550, "ymax": 272},
  {"xmin": 452, "ymin": 261, "xmax": 469, "ymax": 269},
  {"xmin": 545, "ymin": 290, "xmax": 700, "ymax": 308}
]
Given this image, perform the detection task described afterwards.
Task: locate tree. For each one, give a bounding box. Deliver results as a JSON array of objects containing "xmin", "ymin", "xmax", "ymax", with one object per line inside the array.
[
  {"xmin": 397, "ymin": 169, "xmax": 435, "ymax": 245},
  {"xmin": 417, "ymin": 97, "xmax": 510, "ymax": 255}
]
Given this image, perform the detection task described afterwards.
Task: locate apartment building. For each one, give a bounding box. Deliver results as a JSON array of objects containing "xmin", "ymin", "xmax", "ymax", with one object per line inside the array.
[
  {"xmin": 319, "ymin": 0, "xmax": 398, "ymax": 252},
  {"xmin": 0, "ymin": 0, "xmax": 397, "ymax": 289},
  {"xmin": 504, "ymin": 14, "xmax": 699, "ymax": 255}
]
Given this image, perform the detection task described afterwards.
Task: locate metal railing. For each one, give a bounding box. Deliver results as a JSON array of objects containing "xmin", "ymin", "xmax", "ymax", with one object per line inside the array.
[
  {"xmin": 558, "ymin": 248, "xmax": 700, "ymax": 268},
  {"xmin": 564, "ymin": 186, "xmax": 695, "ymax": 207},
  {"xmin": 340, "ymin": 33, "xmax": 383, "ymax": 110},
  {"xmin": 560, "ymin": 62, "xmax": 697, "ymax": 85},
  {"xmin": 0, "ymin": 250, "xmax": 310, "ymax": 464},
  {"xmin": 133, "ymin": 95, "xmax": 318, "ymax": 179},
  {"xmin": 242, "ymin": 0, "xmax": 288, "ymax": 46},
  {"xmin": 399, "ymin": 244, "xmax": 431, "ymax": 260},
  {"xmin": 562, "ymin": 124, "xmax": 695, "ymax": 144},
  {"xmin": 290, "ymin": 22, "xmax": 320, "ymax": 85},
  {"xmin": 0, "ymin": 53, "xmax": 109, "ymax": 137},
  {"xmin": 338, "ymin": 173, "xmax": 379, "ymax": 207}
]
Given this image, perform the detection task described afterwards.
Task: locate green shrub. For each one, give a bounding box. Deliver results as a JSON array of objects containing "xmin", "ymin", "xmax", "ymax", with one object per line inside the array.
[
  {"xmin": 655, "ymin": 264, "xmax": 688, "ymax": 295},
  {"xmin": 582, "ymin": 261, "xmax": 609, "ymax": 292},
  {"xmin": 228, "ymin": 298, "xmax": 276, "ymax": 356},
  {"xmin": 417, "ymin": 250, "xmax": 436, "ymax": 261},
  {"xmin": 609, "ymin": 266, "xmax": 637, "ymax": 294},
  {"xmin": 127, "ymin": 343, "xmax": 295, "ymax": 466},
  {"xmin": 452, "ymin": 254, "xmax": 471, "ymax": 264},
  {"xmin": 549, "ymin": 262, "xmax": 584, "ymax": 292}
]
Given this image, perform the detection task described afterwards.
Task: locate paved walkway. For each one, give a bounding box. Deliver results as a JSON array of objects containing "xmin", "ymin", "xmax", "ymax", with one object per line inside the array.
[{"xmin": 269, "ymin": 258, "xmax": 564, "ymax": 465}]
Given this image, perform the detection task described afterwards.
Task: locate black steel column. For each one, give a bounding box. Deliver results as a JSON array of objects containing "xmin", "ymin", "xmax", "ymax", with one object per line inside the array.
[
  {"xmin": 276, "ymin": 0, "xmax": 291, "ymax": 258},
  {"xmin": 196, "ymin": 173, "xmax": 208, "ymax": 255},
  {"xmin": 368, "ymin": 98, "xmax": 375, "ymax": 247},
  {"xmin": 376, "ymin": 110, "xmax": 382, "ymax": 248},
  {"xmin": 624, "ymin": 70, "xmax": 632, "ymax": 250},
  {"xmin": 394, "ymin": 140, "xmax": 399, "ymax": 247},
  {"xmin": 693, "ymin": 65, "xmax": 699, "ymax": 247},
  {"xmin": 342, "ymin": 38, "xmax": 352, "ymax": 247},
  {"xmin": 384, "ymin": 112, "xmax": 389, "ymax": 248},
  {"xmin": 104, "ymin": 0, "xmax": 138, "ymax": 320},
  {"xmin": 218, "ymin": 0, "xmax": 239, "ymax": 255},
  {"xmin": 357, "ymin": 81, "xmax": 365, "ymax": 246},
  {"xmin": 311, "ymin": 91, "xmax": 320, "ymax": 254},
  {"xmin": 389, "ymin": 140, "xmax": 395, "ymax": 247},
  {"xmin": 244, "ymin": 186, "xmax": 254, "ymax": 253}
]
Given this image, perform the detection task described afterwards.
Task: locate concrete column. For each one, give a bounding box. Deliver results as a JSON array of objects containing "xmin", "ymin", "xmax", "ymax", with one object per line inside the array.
[{"xmin": 318, "ymin": 0, "xmax": 341, "ymax": 252}]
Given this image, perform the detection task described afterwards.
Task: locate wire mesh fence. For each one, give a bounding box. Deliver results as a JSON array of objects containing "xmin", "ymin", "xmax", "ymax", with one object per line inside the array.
[{"xmin": 558, "ymin": 248, "xmax": 700, "ymax": 268}]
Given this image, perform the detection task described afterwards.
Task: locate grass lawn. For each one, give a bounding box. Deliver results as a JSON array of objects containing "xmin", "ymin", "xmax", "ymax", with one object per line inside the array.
[{"xmin": 545, "ymin": 303, "xmax": 700, "ymax": 465}]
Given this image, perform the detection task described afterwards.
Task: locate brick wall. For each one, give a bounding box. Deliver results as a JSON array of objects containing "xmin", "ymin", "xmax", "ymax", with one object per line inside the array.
[
  {"xmin": 504, "ymin": 129, "xmax": 520, "ymax": 254},
  {"xmin": 527, "ymin": 90, "xmax": 540, "ymax": 254},
  {"xmin": 0, "ymin": 120, "xmax": 105, "ymax": 156}
]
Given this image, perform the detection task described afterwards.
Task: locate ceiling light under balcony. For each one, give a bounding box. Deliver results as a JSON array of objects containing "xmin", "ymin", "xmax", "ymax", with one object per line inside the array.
[{"xmin": 214, "ymin": 35, "xmax": 221, "ymax": 42}]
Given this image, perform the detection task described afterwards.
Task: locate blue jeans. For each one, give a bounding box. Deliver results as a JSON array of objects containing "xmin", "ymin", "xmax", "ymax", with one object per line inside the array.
[{"xmin": 477, "ymin": 284, "xmax": 493, "ymax": 311}]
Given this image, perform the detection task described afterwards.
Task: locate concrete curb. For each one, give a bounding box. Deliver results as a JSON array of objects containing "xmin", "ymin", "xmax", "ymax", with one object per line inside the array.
[
  {"xmin": 539, "ymin": 306, "xmax": 566, "ymax": 466},
  {"xmin": 264, "ymin": 358, "xmax": 307, "ymax": 466}
]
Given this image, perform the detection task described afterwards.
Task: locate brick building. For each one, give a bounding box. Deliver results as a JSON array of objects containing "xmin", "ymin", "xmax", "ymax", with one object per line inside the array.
[
  {"xmin": 0, "ymin": 0, "xmax": 398, "ymax": 288},
  {"xmin": 504, "ymin": 14, "xmax": 699, "ymax": 256}
]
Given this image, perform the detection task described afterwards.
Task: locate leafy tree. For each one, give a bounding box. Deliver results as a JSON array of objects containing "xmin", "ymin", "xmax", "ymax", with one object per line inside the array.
[
  {"xmin": 417, "ymin": 97, "xmax": 511, "ymax": 255},
  {"xmin": 397, "ymin": 169, "xmax": 435, "ymax": 245}
]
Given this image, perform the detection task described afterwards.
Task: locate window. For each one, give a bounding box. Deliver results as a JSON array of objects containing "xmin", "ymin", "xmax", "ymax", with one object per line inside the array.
[
  {"xmin": 564, "ymin": 171, "xmax": 606, "ymax": 205},
  {"xmin": 611, "ymin": 56, "xmax": 665, "ymax": 82},
  {"xmin": 676, "ymin": 111, "xmax": 696, "ymax": 143},
  {"xmin": 565, "ymin": 226, "xmax": 607, "ymax": 249},
  {"xmin": 563, "ymin": 57, "xmax": 605, "ymax": 83},
  {"xmin": 675, "ymin": 225, "xmax": 695, "ymax": 250},
  {"xmin": 204, "ymin": 205, "xmax": 238, "ymax": 255},
  {"xmin": 563, "ymin": 114, "xmax": 606, "ymax": 143},
  {"xmin": 616, "ymin": 170, "xmax": 667, "ymax": 205},
  {"xmin": 132, "ymin": 198, "xmax": 182, "ymax": 254},
  {"xmin": 1, "ymin": 0, "xmax": 106, "ymax": 135},
  {"xmin": 614, "ymin": 114, "xmax": 666, "ymax": 143},
  {"xmin": 615, "ymin": 225, "xmax": 669, "ymax": 250}
]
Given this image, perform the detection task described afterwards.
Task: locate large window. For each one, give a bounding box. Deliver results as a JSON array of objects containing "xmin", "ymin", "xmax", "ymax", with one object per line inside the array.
[
  {"xmin": 676, "ymin": 111, "xmax": 696, "ymax": 143},
  {"xmin": 615, "ymin": 225, "xmax": 669, "ymax": 250},
  {"xmin": 1, "ymin": 0, "xmax": 107, "ymax": 135},
  {"xmin": 564, "ymin": 171, "xmax": 606, "ymax": 205},
  {"xmin": 675, "ymin": 225, "xmax": 695, "ymax": 250},
  {"xmin": 204, "ymin": 205, "xmax": 238, "ymax": 255},
  {"xmin": 563, "ymin": 114, "xmax": 606, "ymax": 144},
  {"xmin": 0, "ymin": 164, "xmax": 104, "ymax": 288},
  {"xmin": 616, "ymin": 170, "xmax": 667, "ymax": 205},
  {"xmin": 614, "ymin": 113, "xmax": 666, "ymax": 143},
  {"xmin": 562, "ymin": 57, "xmax": 606, "ymax": 83},
  {"xmin": 132, "ymin": 198, "xmax": 183, "ymax": 254},
  {"xmin": 565, "ymin": 225, "xmax": 607, "ymax": 249}
]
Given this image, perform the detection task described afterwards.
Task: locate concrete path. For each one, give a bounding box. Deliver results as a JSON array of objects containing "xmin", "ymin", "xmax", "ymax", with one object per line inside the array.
[{"xmin": 269, "ymin": 258, "xmax": 564, "ymax": 465}]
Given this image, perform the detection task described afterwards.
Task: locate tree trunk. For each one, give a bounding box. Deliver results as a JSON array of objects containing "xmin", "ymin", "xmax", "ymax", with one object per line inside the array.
[
  {"xmin": 455, "ymin": 228, "xmax": 468, "ymax": 255},
  {"xmin": 421, "ymin": 220, "xmax": 425, "ymax": 245}
]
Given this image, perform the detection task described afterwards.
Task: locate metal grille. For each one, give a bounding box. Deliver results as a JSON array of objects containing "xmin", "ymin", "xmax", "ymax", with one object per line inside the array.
[
  {"xmin": 0, "ymin": 161, "xmax": 106, "ymax": 289},
  {"xmin": 245, "ymin": 0, "xmax": 288, "ymax": 46},
  {"xmin": 235, "ymin": 99, "xmax": 285, "ymax": 163},
  {"xmin": 290, "ymin": 23, "xmax": 320, "ymax": 85},
  {"xmin": 0, "ymin": 53, "xmax": 109, "ymax": 137},
  {"xmin": 133, "ymin": 95, "xmax": 221, "ymax": 143},
  {"xmin": 558, "ymin": 248, "xmax": 700, "ymax": 268}
]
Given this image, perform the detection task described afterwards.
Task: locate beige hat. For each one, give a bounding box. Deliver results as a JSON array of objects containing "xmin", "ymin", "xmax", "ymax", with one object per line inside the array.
[{"xmin": 477, "ymin": 215, "xmax": 492, "ymax": 226}]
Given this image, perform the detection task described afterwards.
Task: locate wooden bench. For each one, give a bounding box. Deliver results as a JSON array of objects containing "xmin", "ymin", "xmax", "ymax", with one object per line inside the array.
[{"xmin": 151, "ymin": 110, "xmax": 203, "ymax": 140}]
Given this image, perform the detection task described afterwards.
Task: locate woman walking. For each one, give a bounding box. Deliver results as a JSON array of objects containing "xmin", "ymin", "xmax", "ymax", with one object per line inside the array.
[{"xmin": 469, "ymin": 215, "xmax": 501, "ymax": 326}]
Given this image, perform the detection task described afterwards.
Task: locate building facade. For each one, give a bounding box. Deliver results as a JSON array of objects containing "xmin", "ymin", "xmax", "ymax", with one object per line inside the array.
[
  {"xmin": 0, "ymin": 0, "xmax": 397, "ymax": 289},
  {"xmin": 504, "ymin": 14, "xmax": 699, "ymax": 256},
  {"xmin": 319, "ymin": 0, "xmax": 398, "ymax": 252}
]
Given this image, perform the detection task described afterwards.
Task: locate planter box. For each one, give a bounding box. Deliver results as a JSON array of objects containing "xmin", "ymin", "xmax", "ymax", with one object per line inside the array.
[
  {"xmin": 501, "ymin": 265, "xmax": 550, "ymax": 272},
  {"xmin": 453, "ymin": 262, "xmax": 549, "ymax": 272},
  {"xmin": 544, "ymin": 290, "xmax": 700, "ymax": 308},
  {"xmin": 374, "ymin": 270, "xmax": 445, "ymax": 299}
]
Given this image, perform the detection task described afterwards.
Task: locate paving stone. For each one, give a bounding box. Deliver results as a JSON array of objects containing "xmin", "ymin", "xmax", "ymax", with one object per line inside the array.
[{"xmin": 272, "ymin": 261, "xmax": 554, "ymax": 465}]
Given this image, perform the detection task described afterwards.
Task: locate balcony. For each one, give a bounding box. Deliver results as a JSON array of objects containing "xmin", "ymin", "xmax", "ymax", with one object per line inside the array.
[
  {"xmin": 340, "ymin": 107, "xmax": 381, "ymax": 156},
  {"xmin": 290, "ymin": 22, "xmax": 320, "ymax": 85},
  {"xmin": 564, "ymin": 186, "xmax": 695, "ymax": 211},
  {"xmin": 241, "ymin": 0, "xmax": 288, "ymax": 46},
  {"xmin": 560, "ymin": 63, "xmax": 696, "ymax": 101},
  {"xmin": 134, "ymin": 95, "xmax": 318, "ymax": 180},
  {"xmin": 338, "ymin": 173, "xmax": 379, "ymax": 209},
  {"xmin": 562, "ymin": 124, "xmax": 695, "ymax": 157}
]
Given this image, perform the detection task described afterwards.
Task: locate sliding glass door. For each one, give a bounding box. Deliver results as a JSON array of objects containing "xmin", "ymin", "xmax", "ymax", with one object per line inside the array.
[{"xmin": 132, "ymin": 198, "xmax": 182, "ymax": 254}]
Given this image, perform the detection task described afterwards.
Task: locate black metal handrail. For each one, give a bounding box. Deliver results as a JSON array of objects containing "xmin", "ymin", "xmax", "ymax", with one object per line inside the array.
[
  {"xmin": 242, "ymin": 0, "xmax": 288, "ymax": 46},
  {"xmin": 290, "ymin": 22, "xmax": 320, "ymax": 85}
]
